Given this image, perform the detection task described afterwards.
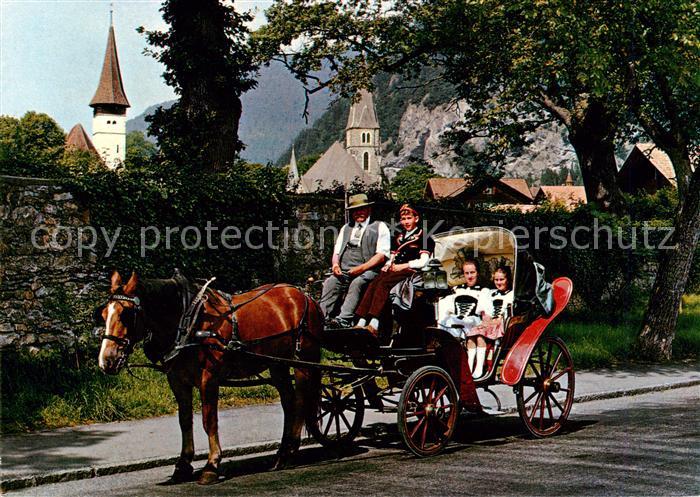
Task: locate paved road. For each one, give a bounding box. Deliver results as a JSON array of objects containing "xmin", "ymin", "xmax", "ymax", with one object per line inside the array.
[{"xmin": 9, "ymin": 386, "xmax": 699, "ymax": 497}]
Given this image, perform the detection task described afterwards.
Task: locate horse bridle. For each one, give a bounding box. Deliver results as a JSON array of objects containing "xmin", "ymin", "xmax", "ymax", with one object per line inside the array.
[{"xmin": 99, "ymin": 295, "xmax": 143, "ymax": 362}]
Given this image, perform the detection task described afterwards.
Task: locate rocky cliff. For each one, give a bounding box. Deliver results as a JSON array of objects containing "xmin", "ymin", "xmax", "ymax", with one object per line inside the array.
[{"xmin": 377, "ymin": 101, "xmax": 577, "ymax": 183}]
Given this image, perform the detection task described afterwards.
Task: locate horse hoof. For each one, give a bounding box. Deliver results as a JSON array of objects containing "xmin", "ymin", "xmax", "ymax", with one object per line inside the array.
[
  {"xmin": 197, "ymin": 465, "xmax": 220, "ymax": 485},
  {"xmin": 271, "ymin": 457, "xmax": 288, "ymax": 471},
  {"xmin": 170, "ymin": 460, "xmax": 193, "ymax": 483}
]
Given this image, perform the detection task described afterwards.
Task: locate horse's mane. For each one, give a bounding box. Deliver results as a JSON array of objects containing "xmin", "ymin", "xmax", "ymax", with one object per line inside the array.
[
  {"xmin": 137, "ymin": 278, "xmax": 180, "ymax": 300},
  {"xmin": 134, "ymin": 278, "xmax": 183, "ymax": 320}
]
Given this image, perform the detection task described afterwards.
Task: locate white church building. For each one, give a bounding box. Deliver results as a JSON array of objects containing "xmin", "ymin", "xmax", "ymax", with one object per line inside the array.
[
  {"xmin": 294, "ymin": 90, "xmax": 382, "ymax": 192},
  {"xmin": 65, "ymin": 21, "xmax": 129, "ymax": 169}
]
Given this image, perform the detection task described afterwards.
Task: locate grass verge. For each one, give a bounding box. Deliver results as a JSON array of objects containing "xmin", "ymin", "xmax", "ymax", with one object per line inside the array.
[
  {"xmin": 2, "ymin": 295, "xmax": 698, "ymax": 433},
  {"xmin": 551, "ymin": 294, "xmax": 700, "ymax": 368}
]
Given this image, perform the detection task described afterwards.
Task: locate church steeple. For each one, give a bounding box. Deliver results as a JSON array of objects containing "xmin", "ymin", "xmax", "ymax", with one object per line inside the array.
[
  {"xmin": 345, "ymin": 89, "xmax": 381, "ymax": 179},
  {"xmin": 90, "ymin": 19, "xmax": 129, "ymax": 169},
  {"xmin": 90, "ymin": 24, "xmax": 130, "ymax": 111}
]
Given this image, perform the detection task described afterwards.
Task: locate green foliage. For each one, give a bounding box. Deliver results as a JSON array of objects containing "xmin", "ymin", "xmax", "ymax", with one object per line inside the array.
[
  {"xmin": 625, "ymin": 188, "xmax": 679, "ymax": 221},
  {"xmin": 138, "ymin": 0, "xmax": 258, "ymax": 170},
  {"xmin": 296, "ymin": 153, "xmax": 320, "ymax": 176},
  {"xmin": 390, "ymin": 163, "xmax": 438, "ymax": 203},
  {"xmin": 66, "ymin": 158, "xmax": 290, "ymax": 290},
  {"xmin": 125, "ymin": 131, "xmax": 157, "ymax": 169},
  {"xmin": 540, "ymin": 166, "xmax": 583, "ymax": 186},
  {"xmin": 0, "ymin": 112, "xmax": 66, "ymax": 177},
  {"xmin": 60, "ymin": 148, "xmax": 103, "ymax": 175}
]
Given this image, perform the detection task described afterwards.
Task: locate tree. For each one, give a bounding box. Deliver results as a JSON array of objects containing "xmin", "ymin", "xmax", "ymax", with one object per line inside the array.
[
  {"xmin": 390, "ymin": 163, "xmax": 438, "ymax": 203},
  {"xmin": 139, "ymin": 0, "xmax": 258, "ymax": 171},
  {"xmin": 125, "ymin": 131, "xmax": 157, "ymax": 169},
  {"xmin": 0, "ymin": 112, "xmax": 65, "ymax": 177},
  {"xmin": 256, "ymin": 0, "xmax": 629, "ymax": 211},
  {"xmin": 296, "ymin": 154, "xmax": 320, "ymax": 176},
  {"xmin": 614, "ymin": 0, "xmax": 700, "ymax": 360},
  {"xmin": 257, "ymin": 0, "xmax": 699, "ymax": 358}
]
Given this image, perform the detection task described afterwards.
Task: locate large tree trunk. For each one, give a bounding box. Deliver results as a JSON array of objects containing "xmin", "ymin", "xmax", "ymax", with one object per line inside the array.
[
  {"xmin": 567, "ymin": 101, "xmax": 626, "ymax": 213},
  {"xmin": 637, "ymin": 167, "xmax": 700, "ymax": 360}
]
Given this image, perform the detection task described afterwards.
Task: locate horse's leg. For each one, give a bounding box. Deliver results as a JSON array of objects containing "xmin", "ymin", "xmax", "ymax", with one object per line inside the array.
[
  {"xmin": 291, "ymin": 365, "xmax": 321, "ymax": 455},
  {"xmin": 167, "ymin": 373, "xmax": 195, "ymax": 483},
  {"xmin": 198, "ymin": 370, "xmax": 222, "ymax": 485},
  {"xmin": 269, "ymin": 364, "xmax": 296, "ymax": 470}
]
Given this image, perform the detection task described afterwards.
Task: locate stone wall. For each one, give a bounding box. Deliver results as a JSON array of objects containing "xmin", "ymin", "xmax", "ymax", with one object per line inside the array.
[
  {"xmin": 0, "ymin": 178, "xmax": 496, "ymax": 351},
  {"xmin": 0, "ymin": 175, "xmax": 104, "ymax": 350}
]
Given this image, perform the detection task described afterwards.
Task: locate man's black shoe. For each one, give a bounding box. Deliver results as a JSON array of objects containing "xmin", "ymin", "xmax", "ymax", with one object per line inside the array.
[{"xmin": 334, "ymin": 317, "xmax": 353, "ymax": 329}]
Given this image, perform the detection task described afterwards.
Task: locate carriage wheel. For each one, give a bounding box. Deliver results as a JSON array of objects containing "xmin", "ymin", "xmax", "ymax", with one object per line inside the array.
[
  {"xmin": 306, "ymin": 375, "xmax": 365, "ymax": 449},
  {"xmin": 515, "ymin": 336, "xmax": 575, "ymax": 438},
  {"xmin": 397, "ymin": 366, "xmax": 459, "ymax": 457}
]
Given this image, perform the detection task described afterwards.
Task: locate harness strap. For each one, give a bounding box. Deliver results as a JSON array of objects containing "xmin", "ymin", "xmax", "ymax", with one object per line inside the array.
[
  {"xmin": 201, "ymin": 288, "xmax": 314, "ymax": 355},
  {"xmin": 163, "ymin": 277, "xmax": 217, "ymax": 363}
]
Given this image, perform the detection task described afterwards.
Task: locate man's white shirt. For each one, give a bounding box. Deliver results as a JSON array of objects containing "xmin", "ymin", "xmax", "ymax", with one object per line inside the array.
[{"xmin": 333, "ymin": 217, "xmax": 391, "ymax": 258}]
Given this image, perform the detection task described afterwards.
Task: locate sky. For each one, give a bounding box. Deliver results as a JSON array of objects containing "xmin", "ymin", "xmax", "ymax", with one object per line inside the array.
[{"xmin": 0, "ymin": 0, "xmax": 272, "ymax": 133}]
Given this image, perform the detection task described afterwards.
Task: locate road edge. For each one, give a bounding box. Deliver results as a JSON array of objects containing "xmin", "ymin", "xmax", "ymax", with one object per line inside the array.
[{"xmin": 3, "ymin": 378, "xmax": 699, "ymax": 492}]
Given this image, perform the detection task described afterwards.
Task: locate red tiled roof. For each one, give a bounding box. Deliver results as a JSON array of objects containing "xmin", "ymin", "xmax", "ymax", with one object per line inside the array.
[
  {"xmin": 624, "ymin": 143, "xmax": 677, "ymax": 185},
  {"xmin": 425, "ymin": 178, "xmax": 469, "ymax": 199},
  {"xmin": 425, "ymin": 176, "xmax": 533, "ymax": 203},
  {"xmin": 90, "ymin": 26, "xmax": 130, "ymax": 108},
  {"xmin": 65, "ymin": 124, "xmax": 98, "ymax": 154},
  {"xmin": 499, "ymin": 178, "xmax": 533, "ymax": 201}
]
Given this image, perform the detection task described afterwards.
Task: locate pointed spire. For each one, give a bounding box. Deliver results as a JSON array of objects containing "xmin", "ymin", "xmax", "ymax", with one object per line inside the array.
[
  {"xmin": 289, "ymin": 147, "xmax": 299, "ymax": 180},
  {"xmin": 90, "ymin": 24, "xmax": 130, "ymax": 109},
  {"xmin": 286, "ymin": 147, "xmax": 300, "ymax": 191},
  {"xmin": 565, "ymin": 171, "xmax": 574, "ymax": 186},
  {"xmin": 346, "ymin": 89, "xmax": 379, "ymax": 130}
]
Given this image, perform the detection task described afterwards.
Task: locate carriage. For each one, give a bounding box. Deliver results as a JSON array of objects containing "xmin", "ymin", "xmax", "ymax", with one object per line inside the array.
[
  {"xmin": 96, "ymin": 226, "xmax": 575, "ymax": 483},
  {"xmin": 306, "ymin": 226, "xmax": 575, "ymax": 456}
]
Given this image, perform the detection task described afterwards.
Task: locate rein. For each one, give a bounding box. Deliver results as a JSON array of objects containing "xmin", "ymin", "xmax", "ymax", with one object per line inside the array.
[{"xmin": 99, "ymin": 280, "xmax": 314, "ymax": 374}]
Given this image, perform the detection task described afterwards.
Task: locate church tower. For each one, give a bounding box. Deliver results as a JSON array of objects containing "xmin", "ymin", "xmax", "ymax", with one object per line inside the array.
[
  {"xmin": 90, "ymin": 21, "xmax": 130, "ymax": 168},
  {"xmin": 345, "ymin": 90, "xmax": 381, "ymax": 179}
]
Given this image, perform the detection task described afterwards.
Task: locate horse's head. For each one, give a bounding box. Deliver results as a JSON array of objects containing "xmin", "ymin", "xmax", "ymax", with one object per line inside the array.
[{"xmin": 96, "ymin": 271, "xmax": 144, "ymax": 374}]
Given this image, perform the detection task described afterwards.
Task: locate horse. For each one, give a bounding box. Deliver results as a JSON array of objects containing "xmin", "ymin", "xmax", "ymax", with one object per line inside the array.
[{"xmin": 96, "ymin": 270, "xmax": 322, "ymax": 485}]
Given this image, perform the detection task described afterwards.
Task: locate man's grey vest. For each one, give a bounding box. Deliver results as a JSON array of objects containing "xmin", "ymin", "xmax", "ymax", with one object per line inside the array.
[{"xmin": 338, "ymin": 220, "xmax": 383, "ymax": 267}]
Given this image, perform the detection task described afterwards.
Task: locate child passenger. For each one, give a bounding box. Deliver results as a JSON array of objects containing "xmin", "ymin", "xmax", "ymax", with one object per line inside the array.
[
  {"xmin": 438, "ymin": 259, "xmax": 493, "ymax": 375},
  {"xmin": 465, "ymin": 265, "xmax": 514, "ymax": 379}
]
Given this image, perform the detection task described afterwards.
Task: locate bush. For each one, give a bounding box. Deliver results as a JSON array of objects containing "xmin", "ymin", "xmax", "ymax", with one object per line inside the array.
[{"xmin": 67, "ymin": 158, "xmax": 290, "ymax": 290}]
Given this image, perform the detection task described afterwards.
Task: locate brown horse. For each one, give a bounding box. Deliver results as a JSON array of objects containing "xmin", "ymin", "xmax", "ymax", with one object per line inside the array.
[{"xmin": 97, "ymin": 271, "xmax": 322, "ymax": 485}]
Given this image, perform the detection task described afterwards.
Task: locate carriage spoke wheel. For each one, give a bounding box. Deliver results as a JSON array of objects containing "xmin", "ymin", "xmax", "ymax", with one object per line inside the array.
[
  {"xmin": 398, "ymin": 366, "xmax": 458, "ymax": 457},
  {"xmin": 306, "ymin": 375, "xmax": 364, "ymax": 449},
  {"xmin": 515, "ymin": 336, "xmax": 575, "ymax": 438}
]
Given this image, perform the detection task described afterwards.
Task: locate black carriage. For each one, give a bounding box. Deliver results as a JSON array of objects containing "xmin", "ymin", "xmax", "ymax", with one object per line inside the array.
[{"xmin": 307, "ymin": 227, "xmax": 575, "ymax": 456}]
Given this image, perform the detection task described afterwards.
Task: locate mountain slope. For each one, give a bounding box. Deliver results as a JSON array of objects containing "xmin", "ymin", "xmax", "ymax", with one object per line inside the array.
[
  {"xmin": 126, "ymin": 61, "xmax": 332, "ymax": 164},
  {"xmin": 277, "ymin": 71, "xmax": 579, "ymax": 183}
]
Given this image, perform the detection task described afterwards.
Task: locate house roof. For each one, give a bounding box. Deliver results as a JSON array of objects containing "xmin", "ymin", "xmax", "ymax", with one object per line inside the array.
[
  {"xmin": 90, "ymin": 26, "xmax": 130, "ymax": 108},
  {"xmin": 425, "ymin": 177, "xmax": 533, "ymax": 203},
  {"xmin": 300, "ymin": 141, "xmax": 376, "ymax": 192},
  {"xmin": 499, "ymin": 178, "xmax": 533, "ymax": 202},
  {"xmin": 620, "ymin": 143, "xmax": 677, "ymax": 186},
  {"xmin": 65, "ymin": 124, "xmax": 98, "ymax": 154},
  {"xmin": 345, "ymin": 89, "xmax": 379, "ymax": 130},
  {"xmin": 535, "ymin": 186, "xmax": 587, "ymax": 209},
  {"xmin": 425, "ymin": 178, "xmax": 469, "ymax": 199}
]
